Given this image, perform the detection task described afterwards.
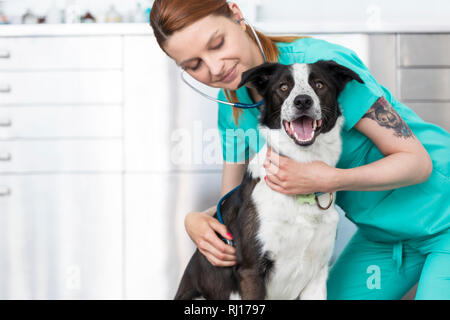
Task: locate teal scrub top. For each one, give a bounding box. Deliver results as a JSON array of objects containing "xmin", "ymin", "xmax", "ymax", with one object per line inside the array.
[{"xmin": 217, "ymin": 37, "xmax": 450, "ymax": 242}]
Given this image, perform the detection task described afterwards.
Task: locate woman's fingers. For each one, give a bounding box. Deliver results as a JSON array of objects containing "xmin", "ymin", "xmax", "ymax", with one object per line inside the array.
[
  {"xmin": 265, "ymin": 171, "xmax": 285, "ymax": 187},
  {"xmin": 201, "ymin": 250, "xmax": 237, "ymax": 267},
  {"xmin": 185, "ymin": 210, "xmax": 238, "ymax": 266},
  {"xmin": 264, "ymin": 175, "xmax": 288, "ymax": 194},
  {"xmin": 264, "ymin": 160, "xmax": 286, "ymax": 188},
  {"xmin": 264, "ymin": 157, "xmax": 280, "ymax": 175},
  {"xmin": 199, "ymin": 239, "xmax": 237, "ymax": 266},
  {"xmin": 266, "ymin": 146, "xmax": 284, "ymax": 168},
  {"xmin": 192, "ymin": 217, "xmax": 236, "ymax": 266},
  {"xmin": 208, "ymin": 219, "xmax": 236, "ymax": 255},
  {"xmin": 209, "ymin": 217, "xmax": 234, "ymax": 241}
]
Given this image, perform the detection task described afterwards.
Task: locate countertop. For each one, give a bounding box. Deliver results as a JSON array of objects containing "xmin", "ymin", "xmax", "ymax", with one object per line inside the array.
[{"xmin": 0, "ymin": 21, "xmax": 450, "ymax": 37}]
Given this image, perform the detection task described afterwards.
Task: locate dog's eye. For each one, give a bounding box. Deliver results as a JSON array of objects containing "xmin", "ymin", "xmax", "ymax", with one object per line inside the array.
[
  {"xmin": 315, "ymin": 81, "xmax": 324, "ymax": 89},
  {"xmin": 280, "ymin": 83, "xmax": 289, "ymax": 92}
]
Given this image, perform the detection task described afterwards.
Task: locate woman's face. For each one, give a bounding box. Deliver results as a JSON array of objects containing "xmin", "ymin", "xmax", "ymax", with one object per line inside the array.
[{"xmin": 163, "ymin": 13, "xmax": 264, "ymax": 91}]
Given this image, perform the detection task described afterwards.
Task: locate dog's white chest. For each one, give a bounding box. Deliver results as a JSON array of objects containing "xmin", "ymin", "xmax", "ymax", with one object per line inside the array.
[
  {"xmin": 251, "ymin": 178, "xmax": 338, "ymax": 299},
  {"xmin": 243, "ymin": 116, "xmax": 343, "ymax": 299}
]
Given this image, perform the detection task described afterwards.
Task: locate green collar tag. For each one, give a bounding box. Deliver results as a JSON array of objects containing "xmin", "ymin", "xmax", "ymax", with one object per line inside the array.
[{"xmin": 297, "ymin": 193, "xmax": 316, "ymax": 205}]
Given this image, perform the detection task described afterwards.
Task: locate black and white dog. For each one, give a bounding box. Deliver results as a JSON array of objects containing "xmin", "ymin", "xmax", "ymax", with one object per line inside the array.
[{"xmin": 175, "ymin": 60, "xmax": 364, "ymax": 300}]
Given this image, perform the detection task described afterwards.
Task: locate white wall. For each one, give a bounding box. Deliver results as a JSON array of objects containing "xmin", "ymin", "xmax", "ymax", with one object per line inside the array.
[
  {"xmin": 254, "ymin": 0, "xmax": 450, "ymax": 23},
  {"xmin": 3, "ymin": 0, "xmax": 449, "ymax": 24}
]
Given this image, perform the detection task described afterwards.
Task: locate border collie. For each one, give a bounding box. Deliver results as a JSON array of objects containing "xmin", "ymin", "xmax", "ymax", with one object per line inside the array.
[{"xmin": 175, "ymin": 60, "xmax": 364, "ymax": 300}]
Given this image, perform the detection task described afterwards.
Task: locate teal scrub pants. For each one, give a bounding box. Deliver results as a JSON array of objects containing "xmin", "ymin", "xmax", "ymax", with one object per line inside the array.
[{"xmin": 327, "ymin": 229, "xmax": 450, "ymax": 300}]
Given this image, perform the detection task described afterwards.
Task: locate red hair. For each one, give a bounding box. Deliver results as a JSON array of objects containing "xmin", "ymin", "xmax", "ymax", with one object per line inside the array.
[{"xmin": 150, "ymin": 0, "xmax": 310, "ymax": 125}]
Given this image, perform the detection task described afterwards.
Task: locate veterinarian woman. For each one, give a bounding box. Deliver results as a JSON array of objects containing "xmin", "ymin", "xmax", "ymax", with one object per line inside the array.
[{"xmin": 150, "ymin": 0, "xmax": 450, "ymax": 299}]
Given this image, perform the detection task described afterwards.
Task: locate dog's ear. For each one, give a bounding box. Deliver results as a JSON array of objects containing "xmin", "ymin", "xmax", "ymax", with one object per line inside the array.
[
  {"xmin": 313, "ymin": 60, "xmax": 364, "ymax": 93},
  {"xmin": 238, "ymin": 62, "xmax": 281, "ymax": 96}
]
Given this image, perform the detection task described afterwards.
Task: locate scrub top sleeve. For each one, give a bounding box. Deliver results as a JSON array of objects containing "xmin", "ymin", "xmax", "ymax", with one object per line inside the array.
[
  {"xmin": 318, "ymin": 44, "xmax": 386, "ymax": 132},
  {"xmin": 217, "ymin": 89, "xmax": 248, "ymax": 163}
]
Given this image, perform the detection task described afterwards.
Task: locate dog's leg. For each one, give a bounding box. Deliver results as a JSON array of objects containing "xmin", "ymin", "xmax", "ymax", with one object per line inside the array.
[
  {"xmin": 239, "ymin": 268, "xmax": 266, "ymax": 300},
  {"xmin": 299, "ymin": 266, "xmax": 328, "ymax": 300},
  {"xmin": 174, "ymin": 271, "xmax": 201, "ymax": 300}
]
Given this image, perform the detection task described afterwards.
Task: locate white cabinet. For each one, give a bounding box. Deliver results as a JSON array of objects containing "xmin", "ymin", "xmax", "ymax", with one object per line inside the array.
[
  {"xmin": 0, "ymin": 35, "xmax": 124, "ymax": 299},
  {"xmin": 0, "ymin": 71, "xmax": 122, "ymax": 105},
  {"xmin": 122, "ymin": 36, "xmax": 223, "ymax": 299},
  {"xmin": 0, "ymin": 140, "xmax": 122, "ymax": 172},
  {"xmin": 0, "ymin": 31, "xmax": 223, "ymax": 300},
  {"xmin": 0, "ymin": 174, "xmax": 122, "ymax": 299},
  {"xmin": 0, "ymin": 36, "xmax": 122, "ymax": 70},
  {"xmin": 0, "ymin": 30, "xmax": 226, "ymax": 300},
  {"xmin": 0, "ymin": 106, "xmax": 122, "ymax": 139},
  {"xmin": 124, "ymin": 172, "xmax": 221, "ymax": 299},
  {"xmin": 123, "ymin": 36, "xmax": 173, "ymax": 173}
]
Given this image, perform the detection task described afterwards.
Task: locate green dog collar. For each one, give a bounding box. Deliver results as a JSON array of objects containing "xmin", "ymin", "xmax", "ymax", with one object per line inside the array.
[
  {"xmin": 297, "ymin": 192, "xmax": 334, "ymax": 210},
  {"xmin": 297, "ymin": 193, "xmax": 316, "ymax": 205}
]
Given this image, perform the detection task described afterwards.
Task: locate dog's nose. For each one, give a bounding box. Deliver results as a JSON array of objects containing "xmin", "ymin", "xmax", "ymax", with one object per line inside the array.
[{"xmin": 294, "ymin": 95, "xmax": 313, "ymax": 110}]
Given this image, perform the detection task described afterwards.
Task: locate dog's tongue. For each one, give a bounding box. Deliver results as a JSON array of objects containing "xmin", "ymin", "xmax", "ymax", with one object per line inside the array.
[{"xmin": 292, "ymin": 117, "xmax": 314, "ymax": 140}]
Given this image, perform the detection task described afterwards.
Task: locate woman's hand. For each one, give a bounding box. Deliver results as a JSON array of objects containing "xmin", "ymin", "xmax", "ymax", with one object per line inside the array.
[
  {"xmin": 184, "ymin": 211, "xmax": 237, "ymax": 267},
  {"xmin": 263, "ymin": 146, "xmax": 339, "ymax": 195}
]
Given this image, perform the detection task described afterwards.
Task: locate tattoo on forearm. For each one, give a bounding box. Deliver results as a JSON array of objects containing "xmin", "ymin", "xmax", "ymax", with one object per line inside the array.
[{"xmin": 362, "ymin": 96, "xmax": 415, "ymax": 139}]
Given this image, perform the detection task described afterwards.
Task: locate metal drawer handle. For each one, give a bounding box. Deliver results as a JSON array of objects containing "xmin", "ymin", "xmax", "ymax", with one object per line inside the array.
[
  {"xmin": 0, "ymin": 152, "xmax": 11, "ymax": 161},
  {"xmin": 0, "ymin": 118, "xmax": 12, "ymax": 127},
  {"xmin": 0, "ymin": 186, "xmax": 11, "ymax": 196},
  {"xmin": 0, "ymin": 84, "xmax": 11, "ymax": 93},
  {"xmin": 0, "ymin": 50, "xmax": 10, "ymax": 59}
]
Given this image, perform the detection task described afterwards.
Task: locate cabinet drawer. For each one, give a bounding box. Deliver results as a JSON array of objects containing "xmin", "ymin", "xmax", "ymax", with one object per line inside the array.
[
  {"xmin": 125, "ymin": 172, "xmax": 222, "ymax": 299},
  {"xmin": 0, "ymin": 106, "xmax": 122, "ymax": 139},
  {"xmin": 0, "ymin": 36, "xmax": 122, "ymax": 70},
  {"xmin": 400, "ymin": 69, "xmax": 450, "ymax": 100},
  {"xmin": 0, "ymin": 140, "xmax": 122, "ymax": 173},
  {"xmin": 0, "ymin": 174, "xmax": 122, "ymax": 299},
  {"xmin": 398, "ymin": 34, "xmax": 450, "ymax": 67},
  {"xmin": 404, "ymin": 102, "xmax": 450, "ymax": 131},
  {"xmin": 0, "ymin": 71, "xmax": 122, "ymax": 105}
]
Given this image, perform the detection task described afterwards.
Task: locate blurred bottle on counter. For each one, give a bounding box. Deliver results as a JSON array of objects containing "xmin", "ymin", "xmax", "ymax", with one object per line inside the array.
[
  {"xmin": 146, "ymin": 7, "xmax": 151, "ymax": 22},
  {"xmin": 22, "ymin": 9, "xmax": 38, "ymax": 24},
  {"xmin": 46, "ymin": 0, "xmax": 65, "ymax": 24},
  {"xmin": 128, "ymin": 1, "xmax": 147, "ymax": 23},
  {"xmin": 105, "ymin": 5, "xmax": 122, "ymax": 23},
  {"xmin": 0, "ymin": 0, "xmax": 9, "ymax": 24},
  {"xmin": 80, "ymin": 11, "xmax": 96, "ymax": 23},
  {"xmin": 0, "ymin": 13, "xmax": 7, "ymax": 24},
  {"xmin": 147, "ymin": 0, "xmax": 154, "ymax": 22},
  {"xmin": 127, "ymin": 0, "xmax": 153, "ymax": 23},
  {"xmin": 65, "ymin": 0, "xmax": 81, "ymax": 24}
]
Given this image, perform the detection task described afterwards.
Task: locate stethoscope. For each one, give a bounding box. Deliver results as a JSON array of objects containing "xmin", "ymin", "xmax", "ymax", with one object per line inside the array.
[
  {"xmin": 179, "ymin": 18, "xmax": 332, "ymax": 247},
  {"xmin": 180, "ymin": 17, "xmax": 266, "ymax": 109},
  {"xmin": 178, "ymin": 18, "xmax": 265, "ymax": 246}
]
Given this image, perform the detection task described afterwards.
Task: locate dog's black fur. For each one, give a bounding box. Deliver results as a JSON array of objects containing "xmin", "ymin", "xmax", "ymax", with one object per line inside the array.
[{"xmin": 174, "ymin": 60, "xmax": 363, "ymax": 300}]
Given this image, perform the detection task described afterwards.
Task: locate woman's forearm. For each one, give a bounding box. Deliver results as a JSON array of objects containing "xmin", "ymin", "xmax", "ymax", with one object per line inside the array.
[
  {"xmin": 334, "ymin": 152, "xmax": 432, "ymax": 192},
  {"xmin": 221, "ymin": 161, "xmax": 247, "ymax": 195},
  {"xmin": 200, "ymin": 162, "xmax": 247, "ymax": 218}
]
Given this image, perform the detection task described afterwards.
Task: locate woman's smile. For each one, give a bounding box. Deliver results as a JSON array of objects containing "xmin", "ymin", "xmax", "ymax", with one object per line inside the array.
[{"xmin": 220, "ymin": 63, "xmax": 238, "ymax": 83}]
